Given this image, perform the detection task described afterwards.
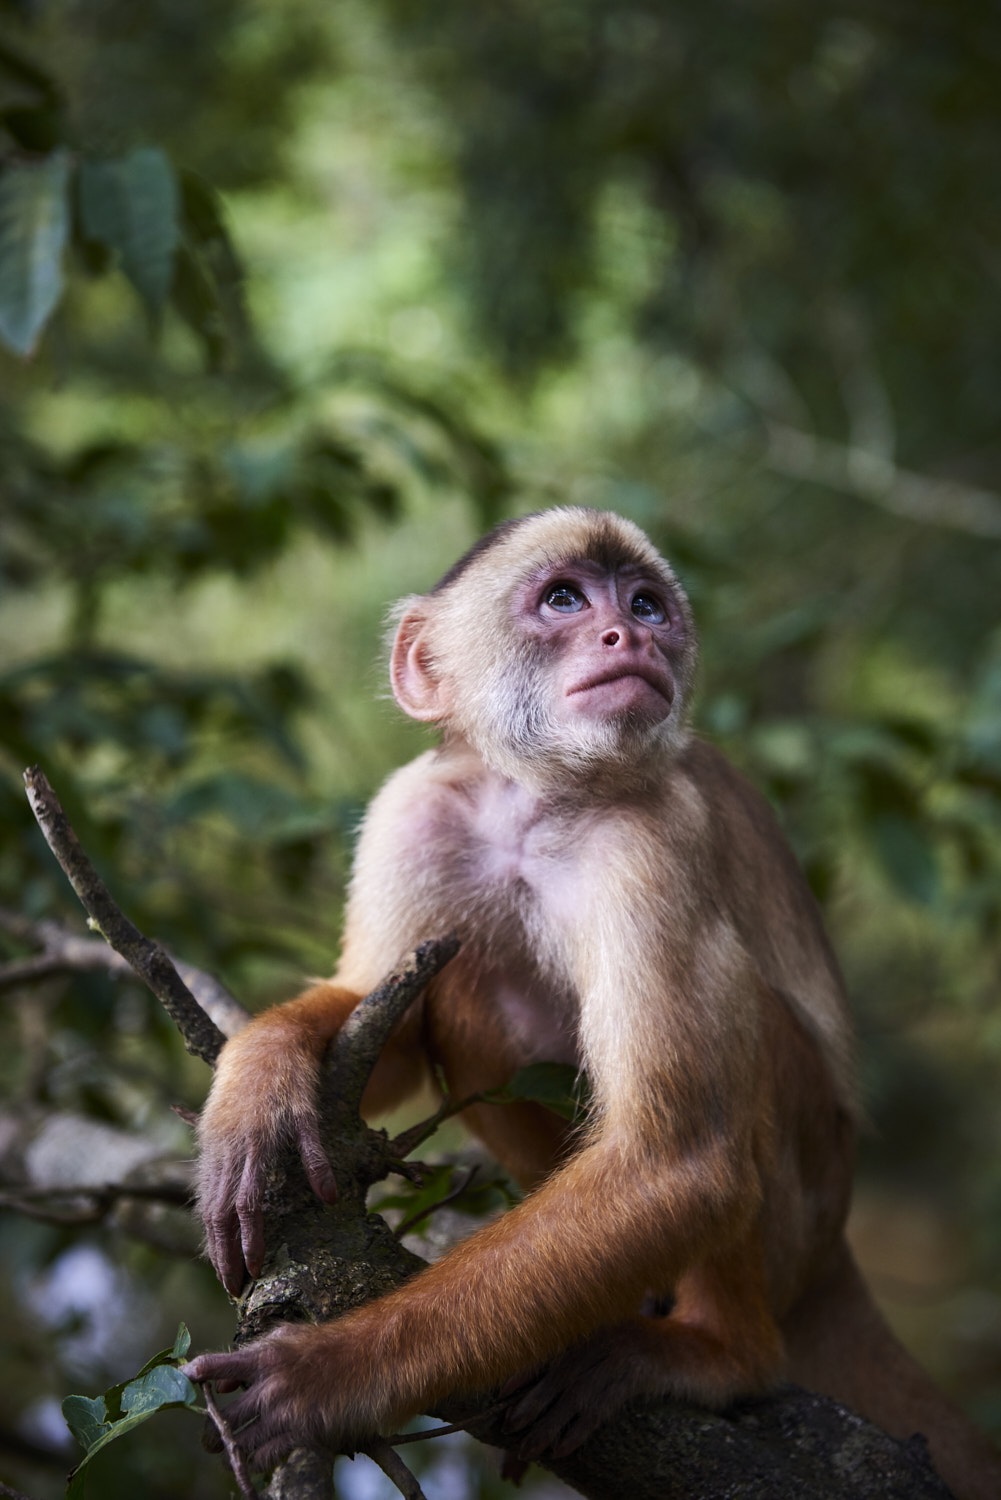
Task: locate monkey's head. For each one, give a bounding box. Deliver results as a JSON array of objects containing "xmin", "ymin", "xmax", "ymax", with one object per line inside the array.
[{"xmin": 389, "ymin": 508, "xmax": 697, "ymax": 788}]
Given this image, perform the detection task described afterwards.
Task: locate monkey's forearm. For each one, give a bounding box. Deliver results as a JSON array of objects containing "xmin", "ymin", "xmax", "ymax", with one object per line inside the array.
[{"xmin": 187, "ymin": 1131, "xmax": 767, "ymax": 1454}]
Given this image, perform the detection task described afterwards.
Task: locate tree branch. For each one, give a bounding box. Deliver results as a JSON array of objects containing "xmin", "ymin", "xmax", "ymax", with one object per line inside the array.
[
  {"xmin": 203, "ymin": 1384, "xmax": 257, "ymax": 1500},
  {"xmin": 766, "ymin": 422, "xmax": 1001, "ymax": 539},
  {"xmin": 0, "ymin": 1179, "xmax": 190, "ymax": 1227},
  {"xmin": 22, "ymin": 767, "xmax": 230, "ymax": 1064},
  {"xmin": 358, "ymin": 1438, "xmax": 428, "ymax": 1500},
  {"xmin": 0, "ymin": 907, "xmax": 249, "ymax": 1036}
]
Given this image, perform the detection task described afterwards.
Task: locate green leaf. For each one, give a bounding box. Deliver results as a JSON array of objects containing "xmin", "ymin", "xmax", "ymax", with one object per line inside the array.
[
  {"xmin": 66, "ymin": 1465, "xmax": 88, "ymax": 1500},
  {"xmin": 79, "ymin": 147, "xmax": 179, "ymax": 312},
  {"xmin": 870, "ymin": 811, "xmax": 940, "ymax": 906},
  {"xmin": 111, "ymin": 1321, "xmax": 191, "ymax": 1400},
  {"xmin": 372, "ymin": 1162, "xmax": 520, "ymax": 1225},
  {"xmin": 373, "ymin": 1162, "xmax": 454, "ymax": 1219},
  {"xmin": 122, "ymin": 1364, "xmax": 198, "ymax": 1415},
  {"xmin": 62, "ymin": 1331, "xmax": 199, "ymax": 1496},
  {"xmin": 0, "ymin": 151, "xmax": 70, "ymax": 355},
  {"xmin": 483, "ymin": 1062, "xmax": 587, "ymax": 1121},
  {"xmin": 62, "ymin": 1393, "xmax": 109, "ymax": 1451}
]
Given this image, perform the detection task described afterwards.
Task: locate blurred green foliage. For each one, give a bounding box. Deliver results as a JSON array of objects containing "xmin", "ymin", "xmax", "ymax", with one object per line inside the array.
[{"xmin": 2, "ymin": 0, "xmax": 1001, "ymax": 1495}]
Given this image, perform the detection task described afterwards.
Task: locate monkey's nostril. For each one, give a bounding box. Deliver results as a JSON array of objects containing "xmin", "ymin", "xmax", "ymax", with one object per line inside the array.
[{"xmin": 602, "ymin": 630, "xmax": 620, "ymax": 646}]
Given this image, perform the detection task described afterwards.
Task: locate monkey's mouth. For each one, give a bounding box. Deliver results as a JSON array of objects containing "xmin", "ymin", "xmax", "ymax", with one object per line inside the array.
[{"xmin": 567, "ymin": 667, "xmax": 674, "ymax": 707}]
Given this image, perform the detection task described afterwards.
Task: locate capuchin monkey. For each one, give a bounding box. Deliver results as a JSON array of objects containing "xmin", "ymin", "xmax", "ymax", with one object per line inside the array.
[{"xmin": 186, "ymin": 507, "xmax": 1001, "ymax": 1500}]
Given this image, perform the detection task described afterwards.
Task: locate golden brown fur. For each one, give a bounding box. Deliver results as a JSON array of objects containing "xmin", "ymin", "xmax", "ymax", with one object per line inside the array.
[{"xmin": 188, "ymin": 509, "xmax": 1001, "ymax": 1498}]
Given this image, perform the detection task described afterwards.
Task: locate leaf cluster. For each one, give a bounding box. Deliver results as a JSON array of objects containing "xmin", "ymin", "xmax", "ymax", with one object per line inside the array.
[{"xmin": 62, "ymin": 1324, "xmax": 200, "ymax": 1499}]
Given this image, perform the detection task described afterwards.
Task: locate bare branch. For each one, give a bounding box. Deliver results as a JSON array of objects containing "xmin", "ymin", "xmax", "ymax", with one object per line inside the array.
[
  {"xmin": 0, "ymin": 907, "xmax": 249, "ymax": 1032},
  {"xmin": 359, "ymin": 1437, "xmax": 429, "ymax": 1500},
  {"xmin": 394, "ymin": 1165, "xmax": 479, "ymax": 1239},
  {"xmin": 766, "ymin": 422, "xmax": 1001, "ymax": 539},
  {"xmin": 171, "ymin": 958, "xmax": 250, "ymax": 1038},
  {"xmin": 387, "ymin": 1089, "xmax": 481, "ymax": 1161},
  {"xmin": 22, "ymin": 767, "xmax": 228, "ymax": 1065},
  {"xmin": 202, "ymin": 1384, "xmax": 258, "ymax": 1500},
  {"xmin": 385, "ymin": 1403, "xmax": 508, "ymax": 1446},
  {"xmin": 0, "ymin": 1480, "xmax": 40, "ymax": 1500},
  {"xmin": 323, "ymin": 934, "xmax": 460, "ymax": 1117},
  {"xmin": 0, "ymin": 1179, "xmax": 190, "ymax": 1227}
]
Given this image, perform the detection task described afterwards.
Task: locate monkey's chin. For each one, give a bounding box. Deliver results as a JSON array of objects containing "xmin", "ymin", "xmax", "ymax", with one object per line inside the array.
[{"xmin": 474, "ymin": 708, "xmax": 684, "ymax": 792}]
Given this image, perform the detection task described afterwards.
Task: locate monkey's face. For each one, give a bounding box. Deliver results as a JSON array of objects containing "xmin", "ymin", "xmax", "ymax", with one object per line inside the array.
[
  {"xmin": 516, "ymin": 559, "xmax": 683, "ymax": 738},
  {"xmin": 390, "ymin": 508, "xmax": 698, "ymax": 787}
]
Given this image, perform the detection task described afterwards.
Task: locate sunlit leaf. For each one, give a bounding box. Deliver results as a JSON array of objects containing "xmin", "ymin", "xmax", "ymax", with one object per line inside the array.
[{"xmin": 0, "ymin": 151, "xmax": 70, "ymax": 355}]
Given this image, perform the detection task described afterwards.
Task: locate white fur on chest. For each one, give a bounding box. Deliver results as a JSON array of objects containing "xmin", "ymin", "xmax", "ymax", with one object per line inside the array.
[{"xmin": 434, "ymin": 775, "xmax": 585, "ymax": 1064}]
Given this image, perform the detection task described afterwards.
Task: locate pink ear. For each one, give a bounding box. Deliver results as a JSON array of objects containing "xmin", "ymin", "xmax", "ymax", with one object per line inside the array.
[{"xmin": 390, "ymin": 610, "xmax": 449, "ymax": 722}]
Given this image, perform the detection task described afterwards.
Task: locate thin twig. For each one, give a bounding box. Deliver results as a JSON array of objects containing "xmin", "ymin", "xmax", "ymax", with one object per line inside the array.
[
  {"xmin": 388, "ymin": 1089, "xmax": 482, "ymax": 1161},
  {"xmin": 0, "ymin": 906, "xmax": 250, "ymax": 1032},
  {"xmin": 202, "ymin": 1384, "xmax": 258, "ymax": 1500},
  {"xmin": 394, "ymin": 1165, "xmax": 479, "ymax": 1239},
  {"xmin": 0, "ymin": 1480, "xmax": 40, "ymax": 1500},
  {"xmin": 384, "ymin": 1401, "xmax": 508, "ymax": 1445},
  {"xmin": 765, "ymin": 422, "xmax": 1001, "ymax": 539},
  {"xmin": 359, "ymin": 1436, "xmax": 428, "ymax": 1500},
  {"xmin": 22, "ymin": 767, "xmax": 227, "ymax": 1065},
  {"xmin": 0, "ymin": 1179, "xmax": 190, "ymax": 1227}
]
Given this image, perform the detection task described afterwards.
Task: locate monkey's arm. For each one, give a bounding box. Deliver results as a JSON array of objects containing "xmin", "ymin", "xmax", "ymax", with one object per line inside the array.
[
  {"xmin": 197, "ymin": 977, "xmax": 424, "ymax": 1294},
  {"xmin": 197, "ymin": 756, "xmax": 461, "ymax": 1293},
  {"xmin": 185, "ymin": 1117, "xmax": 767, "ymax": 1468}
]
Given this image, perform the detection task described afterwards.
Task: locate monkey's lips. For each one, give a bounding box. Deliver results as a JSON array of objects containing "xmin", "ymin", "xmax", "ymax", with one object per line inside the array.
[{"xmin": 565, "ymin": 666, "xmax": 674, "ymax": 719}]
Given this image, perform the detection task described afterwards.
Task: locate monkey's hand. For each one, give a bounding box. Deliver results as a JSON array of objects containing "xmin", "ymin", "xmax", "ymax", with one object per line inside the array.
[
  {"xmin": 183, "ymin": 1321, "xmax": 375, "ymax": 1470},
  {"xmin": 500, "ymin": 1320, "xmax": 690, "ymax": 1461},
  {"xmin": 197, "ymin": 1000, "xmax": 342, "ymax": 1295}
]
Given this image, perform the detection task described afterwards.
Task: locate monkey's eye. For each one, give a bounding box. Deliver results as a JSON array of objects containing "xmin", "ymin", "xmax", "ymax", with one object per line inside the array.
[
  {"xmin": 544, "ymin": 583, "xmax": 587, "ymax": 613},
  {"xmin": 631, "ymin": 592, "xmax": 666, "ymax": 624}
]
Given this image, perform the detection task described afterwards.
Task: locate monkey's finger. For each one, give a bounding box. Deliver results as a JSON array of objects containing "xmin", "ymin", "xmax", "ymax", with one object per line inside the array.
[
  {"xmin": 236, "ymin": 1153, "xmax": 265, "ymax": 1280},
  {"xmin": 500, "ymin": 1368, "xmax": 538, "ymax": 1398},
  {"xmin": 245, "ymin": 1429, "xmax": 300, "ymax": 1471},
  {"xmin": 507, "ymin": 1394, "xmax": 582, "ymax": 1462},
  {"xmin": 203, "ymin": 1206, "xmax": 247, "ymax": 1297},
  {"xmin": 503, "ymin": 1373, "xmax": 563, "ymax": 1431},
  {"xmin": 550, "ymin": 1410, "xmax": 599, "ymax": 1459},
  {"xmin": 295, "ymin": 1116, "xmax": 338, "ymax": 1205},
  {"xmin": 184, "ymin": 1351, "xmax": 256, "ymax": 1387}
]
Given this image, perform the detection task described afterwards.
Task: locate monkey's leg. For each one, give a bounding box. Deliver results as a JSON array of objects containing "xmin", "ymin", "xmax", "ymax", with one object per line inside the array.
[{"xmin": 499, "ymin": 1238, "xmax": 785, "ymax": 1460}]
